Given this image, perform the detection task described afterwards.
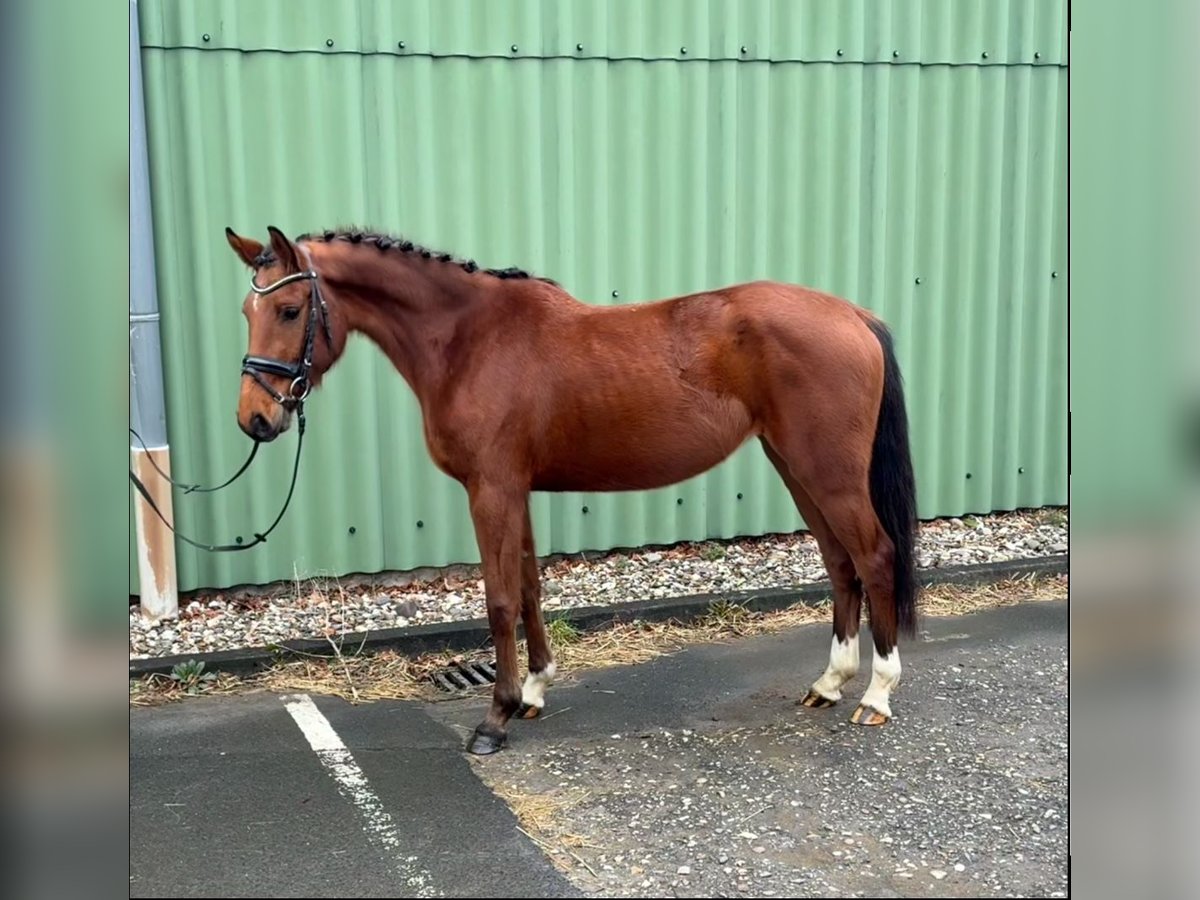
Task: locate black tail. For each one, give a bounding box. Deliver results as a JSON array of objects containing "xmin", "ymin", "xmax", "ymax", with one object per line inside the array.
[{"xmin": 864, "ymin": 317, "xmax": 919, "ymax": 638}]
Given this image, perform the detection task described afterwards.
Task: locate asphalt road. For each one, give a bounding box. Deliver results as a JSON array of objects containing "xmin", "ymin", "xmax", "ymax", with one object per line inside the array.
[{"xmin": 131, "ymin": 601, "xmax": 1067, "ymax": 898}]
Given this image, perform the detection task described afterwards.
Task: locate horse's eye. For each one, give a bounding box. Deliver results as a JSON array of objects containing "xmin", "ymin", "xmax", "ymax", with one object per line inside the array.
[{"xmin": 280, "ymin": 307, "xmax": 301, "ymax": 321}]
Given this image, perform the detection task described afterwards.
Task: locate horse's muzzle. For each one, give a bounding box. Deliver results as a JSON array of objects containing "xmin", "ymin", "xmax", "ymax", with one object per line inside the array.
[{"xmin": 242, "ymin": 411, "xmax": 282, "ymax": 442}]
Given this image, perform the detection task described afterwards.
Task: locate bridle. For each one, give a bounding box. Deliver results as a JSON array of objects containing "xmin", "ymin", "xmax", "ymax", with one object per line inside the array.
[
  {"xmin": 240, "ymin": 263, "xmax": 334, "ymax": 409},
  {"xmin": 127, "ymin": 257, "xmax": 334, "ymax": 553}
]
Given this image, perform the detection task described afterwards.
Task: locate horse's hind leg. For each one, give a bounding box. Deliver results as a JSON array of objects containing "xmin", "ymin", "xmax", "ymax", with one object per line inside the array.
[
  {"xmin": 762, "ymin": 426, "xmax": 902, "ymax": 725},
  {"xmin": 813, "ymin": 489, "xmax": 902, "ymax": 726},
  {"xmin": 762, "ymin": 440, "xmax": 863, "ymax": 708},
  {"xmin": 516, "ymin": 505, "xmax": 555, "ymax": 719}
]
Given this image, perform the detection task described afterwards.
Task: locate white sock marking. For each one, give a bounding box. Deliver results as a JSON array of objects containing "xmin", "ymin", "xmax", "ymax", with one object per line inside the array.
[
  {"xmin": 282, "ymin": 694, "xmax": 439, "ymax": 896},
  {"xmin": 859, "ymin": 647, "xmax": 902, "ymax": 717},
  {"xmin": 810, "ymin": 634, "xmax": 859, "ymax": 701},
  {"xmin": 521, "ymin": 660, "xmax": 557, "ymax": 709}
]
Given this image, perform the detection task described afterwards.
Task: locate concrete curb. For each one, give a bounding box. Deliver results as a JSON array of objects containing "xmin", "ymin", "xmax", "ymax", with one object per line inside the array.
[{"xmin": 129, "ymin": 554, "xmax": 1067, "ymax": 679}]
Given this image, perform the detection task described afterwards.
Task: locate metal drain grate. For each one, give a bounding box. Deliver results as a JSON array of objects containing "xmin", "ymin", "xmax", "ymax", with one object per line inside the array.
[{"xmin": 431, "ymin": 660, "xmax": 497, "ymax": 694}]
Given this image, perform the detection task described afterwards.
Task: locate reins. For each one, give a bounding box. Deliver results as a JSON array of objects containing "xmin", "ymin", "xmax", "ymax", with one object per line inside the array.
[
  {"xmin": 128, "ymin": 413, "xmax": 304, "ymax": 552},
  {"xmin": 128, "ymin": 259, "xmax": 331, "ymax": 553}
]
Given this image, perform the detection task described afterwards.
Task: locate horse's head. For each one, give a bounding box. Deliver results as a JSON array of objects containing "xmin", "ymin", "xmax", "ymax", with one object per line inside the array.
[{"xmin": 225, "ymin": 226, "xmax": 337, "ymax": 442}]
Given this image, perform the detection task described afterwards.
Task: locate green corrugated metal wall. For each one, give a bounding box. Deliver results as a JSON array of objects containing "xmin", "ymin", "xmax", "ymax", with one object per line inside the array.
[{"xmin": 132, "ymin": 0, "xmax": 1067, "ymax": 594}]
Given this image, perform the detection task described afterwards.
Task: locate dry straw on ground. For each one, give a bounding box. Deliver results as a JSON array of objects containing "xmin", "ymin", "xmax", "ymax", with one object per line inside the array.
[
  {"xmin": 485, "ymin": 782, "xmax": 600, "ymax": 874},
  {"xmin": 131, "ymin": 509, "xmax": 1068, "ymax": 660},
  {"xmin": 130, "ymin": 573, "xmax": 1065, "ymax": 708}
]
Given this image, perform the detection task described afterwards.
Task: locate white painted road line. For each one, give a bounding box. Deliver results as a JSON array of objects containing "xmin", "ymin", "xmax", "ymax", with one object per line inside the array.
[{"xmin": 282, "ymin": 694, "xmax": 440, "ymax": 897}]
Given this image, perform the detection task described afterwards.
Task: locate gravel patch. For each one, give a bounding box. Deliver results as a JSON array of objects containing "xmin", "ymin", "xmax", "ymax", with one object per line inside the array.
[
  {"xmin": 472, "ymin": 604, "xmax": 1069, "ymax": 898},
  {"xmin": 130, "ymin": 508, "xmax": 1067, "ymax": 660}
]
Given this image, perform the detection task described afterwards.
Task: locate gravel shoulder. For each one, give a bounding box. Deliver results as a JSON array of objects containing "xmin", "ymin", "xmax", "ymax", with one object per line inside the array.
[{"xmin": 130, "ymin": 508, "xmax": 1067, "ymax": 660}]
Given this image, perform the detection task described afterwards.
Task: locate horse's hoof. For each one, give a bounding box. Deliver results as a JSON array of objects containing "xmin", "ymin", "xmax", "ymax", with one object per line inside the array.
[
  {"xmin": 799, "ymin": 690, "xmax": 837, "ymax": 709},
  {"xmin": 516, "ymin": 702, "xmax": 542, "ymax": 720},
  {"xmin": 466, "ymin": 728, "xmax": 507, "ymax": 755},
  {"xmin": 850, "ymin": 704, "xmax": 890, "ymax": 726}
]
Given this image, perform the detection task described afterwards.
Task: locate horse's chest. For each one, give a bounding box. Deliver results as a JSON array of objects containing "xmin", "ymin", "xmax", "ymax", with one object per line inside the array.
[{"xmin": 419, "ymin": 412, "xmax": 472, "ymax": 480}]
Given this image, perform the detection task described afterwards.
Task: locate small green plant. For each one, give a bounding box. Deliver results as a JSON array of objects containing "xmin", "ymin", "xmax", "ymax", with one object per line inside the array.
[
  {"xmin": 546, "ymin": 616, "xmax": 581, "ymax": 647},
  {"xmin": 266, "ymin": 643, "xmax": 289, "ymax": 663},
  {"xmin": 170, "ymin": 659, "xmax": 218, "ymax": 695},
  {"xmin": 1037, "ymin": 508, "xmax": 1068, "ymax": 528},
  {"xmin": 704, "ymin": 598, "xmax": 752, "ymax": 632},
  {"xmin": 700, "ymin": 542, "xmax": 726, "ymax": 562}
]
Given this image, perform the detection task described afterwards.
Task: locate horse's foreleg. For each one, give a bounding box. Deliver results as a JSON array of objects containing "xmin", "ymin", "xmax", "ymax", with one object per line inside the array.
[
  {"xmin": 465, "ymin": 480, "xmax": 527, "ymax": 755},
  {"xmin": 516, "ymin": 504, "xmax": 555, "ymax": 719}
]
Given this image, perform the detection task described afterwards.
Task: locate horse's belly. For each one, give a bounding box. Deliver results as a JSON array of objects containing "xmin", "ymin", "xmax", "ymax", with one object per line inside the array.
[{"xmin": 532, "ymin": 401, "xmax": 753, "ymax": 492}]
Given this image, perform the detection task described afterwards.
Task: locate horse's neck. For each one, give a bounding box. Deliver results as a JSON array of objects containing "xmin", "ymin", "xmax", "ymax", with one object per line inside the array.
[{"xmin": 312, "ymin": 244, "xmax": 483, "ymax": 399}]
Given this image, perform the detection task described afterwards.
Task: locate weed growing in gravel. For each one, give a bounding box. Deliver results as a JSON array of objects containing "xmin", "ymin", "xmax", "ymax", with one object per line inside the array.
[
  {"xmin": 131, "ymin": 663, "xmax": 241, "ymax": 707},
  {"xmin": 703, "ymin": 598, "xmax": 753, "ymax": 634},
  {"xmin": 1036, "ymin": 508, "xmax": 1068, "ymax": 528},
  {"xmin": 170, "ymin": 659, "xmax": 218, "ymax": 695},
  {"xmin": 547, "ymin": 616, "xmax": 582, "ymax": 647}
]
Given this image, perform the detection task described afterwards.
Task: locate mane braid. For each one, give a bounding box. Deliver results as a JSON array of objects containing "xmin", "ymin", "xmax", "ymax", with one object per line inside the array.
[{"xmin": 285, "ymin": 227, "xmax": 557, "ymax": 285}]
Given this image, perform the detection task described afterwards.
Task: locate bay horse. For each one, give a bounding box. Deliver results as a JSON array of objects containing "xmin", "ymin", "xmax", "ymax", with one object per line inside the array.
[{"xmin": 225, "ymin": 225, "xmax": 918, "ymax": 755}]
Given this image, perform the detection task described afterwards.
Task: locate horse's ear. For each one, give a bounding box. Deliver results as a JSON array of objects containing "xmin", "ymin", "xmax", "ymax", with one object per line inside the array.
[
  {"xmin": 266, "ymin": 225, "xmax": 302, "ymax": 273},
  {"xmin": 225, "ymin": 227, "xmax": 264, "ymax": 268}
]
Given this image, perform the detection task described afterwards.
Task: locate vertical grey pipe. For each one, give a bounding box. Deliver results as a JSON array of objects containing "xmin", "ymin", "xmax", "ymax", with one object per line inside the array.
[{"xmin": 129, "ymin": 0, "xmax": 178, "ymax": 620}]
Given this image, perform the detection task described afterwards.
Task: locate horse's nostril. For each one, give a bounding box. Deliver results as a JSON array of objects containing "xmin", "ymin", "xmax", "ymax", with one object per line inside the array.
[{"xmin": 250, "ymin": 413, "xmax": 272, "ymax": 440}]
